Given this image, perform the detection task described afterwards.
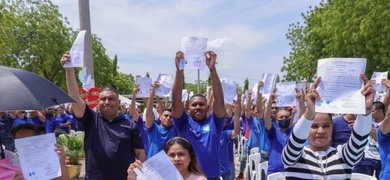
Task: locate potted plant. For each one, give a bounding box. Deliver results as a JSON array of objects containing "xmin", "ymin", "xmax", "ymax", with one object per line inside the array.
[{"xmin": 57, "ymin": 131, "xmax": 84, "ymax": 180}]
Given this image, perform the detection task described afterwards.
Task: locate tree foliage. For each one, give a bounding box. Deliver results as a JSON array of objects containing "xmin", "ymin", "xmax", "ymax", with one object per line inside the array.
[
  {"xmin": 0, "ymin": 0, "xmax": 136, "ymax": 93},
  {"xmin": 243, "ymin": 78, "xmax": 249, "ymax": 91},
  {"xmin": 282, "ymin": 0, "xmax": 390, "ymax": 82}
]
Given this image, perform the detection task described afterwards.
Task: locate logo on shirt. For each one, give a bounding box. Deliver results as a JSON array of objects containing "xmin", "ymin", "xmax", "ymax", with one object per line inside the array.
[
  {"xmin": 120, "ymin": 124, "xmax": 131, "ymax": 129},
  {"xmin": 202, "ymin": 125, "xmax": 210, "ymax": 132}
]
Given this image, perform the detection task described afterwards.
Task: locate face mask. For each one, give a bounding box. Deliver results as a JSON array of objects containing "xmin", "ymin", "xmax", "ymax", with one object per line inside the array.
[{"xmin": 278, "ymin": 119, "xmax": 291, "ymax": 128}]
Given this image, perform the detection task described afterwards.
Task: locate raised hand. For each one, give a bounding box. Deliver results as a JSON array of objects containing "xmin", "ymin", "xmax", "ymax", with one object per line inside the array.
[
  {"xmin": 60, "ymin": 51, "xmax": 71, "ymax": 66},
  {"xmin": 175, "ymin": 51, "xmax": 184, "ymax": 71},
  {"xmin": 361, "ymin": 74, "xmax": 376, "ymax": 115},
  {"xmin": 305, "ymin": 77, "xmax": 321, "ymax": 120},
  {"xmin": 205, "ymin": 51, "xmax": 217, "ymax": 71}
]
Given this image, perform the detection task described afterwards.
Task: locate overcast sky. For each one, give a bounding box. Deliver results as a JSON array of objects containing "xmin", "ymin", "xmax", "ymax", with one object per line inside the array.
[{"xmin": 52, "ymin": 0, "xmax": 321, "ymax": 88}]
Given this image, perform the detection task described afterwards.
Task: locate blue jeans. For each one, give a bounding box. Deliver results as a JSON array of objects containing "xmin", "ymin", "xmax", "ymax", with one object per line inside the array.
[
  {"xmin": 239, "ymin": 139, "xmax": 248, "ymax": 172},
  {"xmin": 221, "ymin": 173, "xmax": 231, "ymax": 180},
  {"xmin": 230, "ymin": 161, "xmax": 235, "ymax": 180}
]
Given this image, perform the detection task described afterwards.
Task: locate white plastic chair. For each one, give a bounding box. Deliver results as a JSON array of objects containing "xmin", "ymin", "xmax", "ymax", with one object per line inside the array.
[
  {"xmin": 257, "ymin": 161, "xmax": 268, "ymax": 180},
  {"xmin": 247, "ymin": 153, "xmax": 261, "ymax": 180},
  {"xmin": 74, "ymin": 131, "xmax": 85, "ymax": 138},
  {"xmin": 267, "ymin": 172, "xmax": 285, "ymax": 180},
  {"xmin": 351, "ymin": 173, "xmax": 377, "ymax": 180},
  {"xmin": 70, "ymin": 129, "xmax": 76, "ymax": 137},
  {"xmin": 250, "ymin": 147, "xmax": 259, "ymax": 155}
]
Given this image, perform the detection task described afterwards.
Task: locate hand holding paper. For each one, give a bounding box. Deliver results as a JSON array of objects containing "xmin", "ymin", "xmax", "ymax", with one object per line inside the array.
[
  {"xmin": 205, "ymin": 51, "xmax": 217, "ymax": 71},
  {"xmin": 304, "ymin": 77, "xmax": 321, "ymax": 120},
  {"xmin": 361, "ymin": 74, "xmax": 376, "ymax": 115}
]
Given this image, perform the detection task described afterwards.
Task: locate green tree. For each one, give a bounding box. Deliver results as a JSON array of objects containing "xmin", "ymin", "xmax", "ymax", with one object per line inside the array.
[
  {"xmin": 243, "ymin": 78, "xmax": 249, "ymax": 92},
  {"xmin": 112, "ymin": 54, "xmax": 118, "ymax": 76},
  {"xmin": 145, "ymin": 72, "xmax": 150, "ymax": 78},
  {"xmin": 282, "ymin": 0, "xmax": 390, "ymax": 81}
]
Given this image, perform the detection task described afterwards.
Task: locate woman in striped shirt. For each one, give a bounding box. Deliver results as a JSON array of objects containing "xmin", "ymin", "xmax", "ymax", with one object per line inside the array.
[{"xmin": 282, "ymin": 76, "xmax": 375, "ymax": 180}]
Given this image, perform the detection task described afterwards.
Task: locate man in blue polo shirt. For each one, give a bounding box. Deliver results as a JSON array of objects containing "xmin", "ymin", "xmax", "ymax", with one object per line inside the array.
[
  {"xmin": 61, "ymin": 51, "xmax": 146, "ymax": 180},
  {"xmin": 45, "ymin": 107, "xmax": 60, "ymax": 135},
  {"xmin": 264, "ymin": 89, "xmax": 303, "ymax": 176},
  {"xmin": 56, "ymin": 106, "xmax": 72, "ymax": 134},
  {"xmin": 172, "ymin": 50, "xmax": 226, "ymax": 179},
  {"xmin": 144, "ymin": 81, "xmax": 177, "ymax": 158}
]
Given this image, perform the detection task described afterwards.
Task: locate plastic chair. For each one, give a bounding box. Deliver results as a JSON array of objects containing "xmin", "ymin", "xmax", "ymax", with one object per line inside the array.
[
  {"xmin": 250, "ymin": 147, "xmax": 259, "ymax": 155},
  {"xmin": 257, "ymin": 161, "xmax": 268, "ymax": 180},
  {"xmin": 74, "ymin": 131, "xmax": 85, "ymax": 138},
  {"xmin": 267, "ymin": 172, "xmax": 285, "ymax": 180},
  {"xmin": 351, "ymin": 173, "xmax": 377, "ymax": 180},
  {"xmin": 70, "ymin": 130, "xmax": 76, "ymax": 137},
  {"xmin": 247, "ymin": 153, "xmax": 261, "ymax": 180}
]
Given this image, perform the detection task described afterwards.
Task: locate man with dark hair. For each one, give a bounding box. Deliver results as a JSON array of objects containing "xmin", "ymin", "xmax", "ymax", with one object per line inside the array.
[
  {"xmin": 61, "ymin": 51, "xmax": 146, "ymax": 180},
  {"xmin": 172, "ymin": 50, "xmax": 225, "ymax": 179}
]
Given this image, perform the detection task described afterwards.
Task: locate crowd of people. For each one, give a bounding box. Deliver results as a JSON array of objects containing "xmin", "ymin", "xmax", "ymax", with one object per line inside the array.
[{"xmin": 1, "ymin": 50, "xmax": 390, "ymax": 180}]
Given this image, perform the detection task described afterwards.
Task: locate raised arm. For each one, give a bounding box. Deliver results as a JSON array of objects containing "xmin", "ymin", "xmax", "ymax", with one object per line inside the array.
[
  {"xmin": 130, "ymin": 86, "xmax": 140, "ymax": 122},
  {"xmin": 61, "ymin": 51, "xmax": 85, "ymax": 118},
  {"xmin": 264, "ymin": 89, "xmax": 276, "ymax": 131},
  {"xmin": 207, "ymin": 90, "xmax": 214, "ymax": 117},
  {"xmin": 172, "ymin": 51, "xmax": 185, "ymax": 118},
  {"xmin": 145, "ymin": 82, "xmax": 159, "ymax": 129},
  {"xmin": 382, "ymin": 79, "xmax": 390, "ymax": 111},
  {"xmin": 37, "ymin": 110, "xmax": 46, "ymax": 123},
  {"xmin": 298, "ymin": 89, "xmax": 306, "ymax": 120},
  {"xmin": 256, "ymin": 82, "xmax": 264, "ymax": 118},
  {"xmin": 155, "ymin": 94, "xmax": 165, "ymax": 116},
  {"xmin": 245, "ymin": 90, "xmax": 253, "ymax": 120},
  {"xmin": 282, "ymin": 78, "xmax": 320, "ymax": 166},
  {"xmin": 206, "ymin": 51, "xmax": 225, "ymax": 118},
  {"xmin": 231, "ymin": 92, "xmax": 242, "ymax": 139}
]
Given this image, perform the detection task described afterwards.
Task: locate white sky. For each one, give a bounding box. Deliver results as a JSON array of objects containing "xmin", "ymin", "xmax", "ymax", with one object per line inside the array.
[{"xmin": 52, "ymin": 0, "xmax": 321, "ymax": 88}]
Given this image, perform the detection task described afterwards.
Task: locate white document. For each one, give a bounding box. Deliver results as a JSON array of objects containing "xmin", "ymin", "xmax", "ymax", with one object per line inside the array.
[
  {"xmin": 180, "ymin": 37, "xmax": 208, "ymax": 70},
  {"xmin": 137, "ymin": 77, "xmax": 152, "ymax": 98},
  {"xmin": 134, "ymin": 151, "xmax": 183, "ymax": 180},
  {"xmin": 316, "ymin": 58, "xmax": 366, "ymax": 114},
  {"xmin": 221, "ymin": 78, "xmax": 237, "ymax": 105},
  {"xmin": 64, "ymin": 30, "xmax": 86, "ymax": 68},
  {"xmin": 181, "ymin": 89, "xmax": 189, "ymax": 102},
  {"xmin": 156, "ymin": 73, "xmax": 173, "ymax": 97},
  {"xmin": 275, "ymin": 82, "xmax": 297, "ymax": 107},
  {"xmin": 15, "ymin": 133, "xmax": 61, "ymax": 180},
  {"xmin": 371, "ymin": 71, "xmax": 388, "ymax": 93},
  {"xmin": 260, "ymin": 73, "xmax": 276, "ymax": 94}
]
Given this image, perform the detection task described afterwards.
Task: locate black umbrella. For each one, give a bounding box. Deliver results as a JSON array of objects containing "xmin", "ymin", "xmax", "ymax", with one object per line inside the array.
[
  {"xmin": 0, "ymin": 66, "xmax": 75, "ymax": 111},
  {"xmin": 0, "ymin": 66, "xmax": 75, "ymax": 158}
]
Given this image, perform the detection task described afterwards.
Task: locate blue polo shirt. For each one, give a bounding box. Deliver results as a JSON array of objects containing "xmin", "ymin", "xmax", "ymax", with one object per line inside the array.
[
  {"xmin": 247, "ymin": 116, "xmax": 261, "ymax": 148},
  {"xmin": 146, "ymin": 122, "xmax": 177, "ymax": 159},
  {"xmin": 219, "ymin": 130, "xmax": 233, "ymax": 174},
  {"xmin": 267, "ymin": 125, "xmax": 292, "ymax": 174},
  {"xmin": 77, "ymin": 105, "xmax": 144, "ymax": 180},
  {"xmin": 28, "ymin": 116, "xmax": 44, "ymax": 127},
  {"xmin": 258, "ymin": 118, "xmax": 271, "ymax": 153},
  {"xmin": 45, "ymin": 115, "xmax": 59, "ymax": 134},
  {"xmin": 331, "ymin": 116, "xmax": 351, "ymax": 147},
  {"xmin": 224, "ymin": 116, "xmax": 234, "ymax": 162},
  {"xmin": 13, "ymin": 116, "xmax": 32, "ymax": 127},
  {"xmin": 174, "ymin": 111, "xmax": 224, "ymax": 178},
  {"xmin": 57, "ymin": 114, "xmax": 71, "ymax": 133},
  {"xmin": 377, "ymin": 128, "xmax": 390, "ymax": 180},
  {"xmin": 133, "ymin": 116, "xmax": 149, "ymax": 153}
]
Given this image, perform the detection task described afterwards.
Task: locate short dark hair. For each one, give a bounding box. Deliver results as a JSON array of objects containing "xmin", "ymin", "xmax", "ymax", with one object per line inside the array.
[
  {"xmin": 11, "ymin": 124, "xmax": 40, "ymax": 138},
  {"xmin": 163, "ymin": 109, "xmax": 172, "ymax": 113},
  {"xmin": 101, "ymin": 86, "xmax": 119, "ymax": 98},
  {"xmin": 189, "ymin": 94, "xmax": 207, "ymax": 102},
  {"xmin": 373, "ymin": 101, "xmax": 385, "ymax": 115}
]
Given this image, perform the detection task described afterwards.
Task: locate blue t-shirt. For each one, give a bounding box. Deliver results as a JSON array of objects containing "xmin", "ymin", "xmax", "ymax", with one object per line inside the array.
[
  {"xmin": 13, "ymin": 117, "xmax": 32, "ymax": 127},
  {"xmin": 377, "ymin": 128, "xmax": 390, "ymax": 180},
  {"xmin": 331, "ymin": 116, "xmax": 351, "ymax": 147},
  {"xmin": 247, "ymin": 116, "xmax": 262, "ymax": 148},
  {"xmin": 146, "ymin": 122, "xmax": 177, "ymax": 159},
  {"xmin": 223, "ymin": 116, "xmax": 235, "ymax": 162},
  {"xmin": 56, "ymin": 114, "xmax": 71, "ymax": 133},
  {"xmin": 77, "ymin": 105, "xmax": 144, "ymax": 180},
  {"xmin": 28, "ymin": 116, "xmax": 44, "ymax": 127},
  {"xmin": 174, "ymin": 111, "xmax": 224, "ymax": 178},
  {"xmin": 45, "ymin": 115, "xmax": 59, "ymax": 134},
  {"xmin": 133, "ymin": 116, "xmax": 149, "ymax": 153},
  {"xmin": 267, "ymin": 125, "xmax": 292, "ymax": 174},
  {"xmin": 258, "ymin": 118, "xmax": 271, "ymax": 152},
  {"xmin": 219, "ymin": 130, "xmax": 233, "ymax": 174}
]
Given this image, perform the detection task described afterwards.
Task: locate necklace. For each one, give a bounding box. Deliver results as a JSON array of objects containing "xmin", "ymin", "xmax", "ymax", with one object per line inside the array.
[{"xmin": 315, "ymin": 150, "xmax": 329, "ymax": 180}]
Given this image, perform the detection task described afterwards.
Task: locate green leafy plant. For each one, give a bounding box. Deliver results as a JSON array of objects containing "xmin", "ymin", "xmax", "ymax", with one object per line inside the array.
[{"xmin": 56, "ymin": 130, "xmax": 84, "ymax": 165}]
